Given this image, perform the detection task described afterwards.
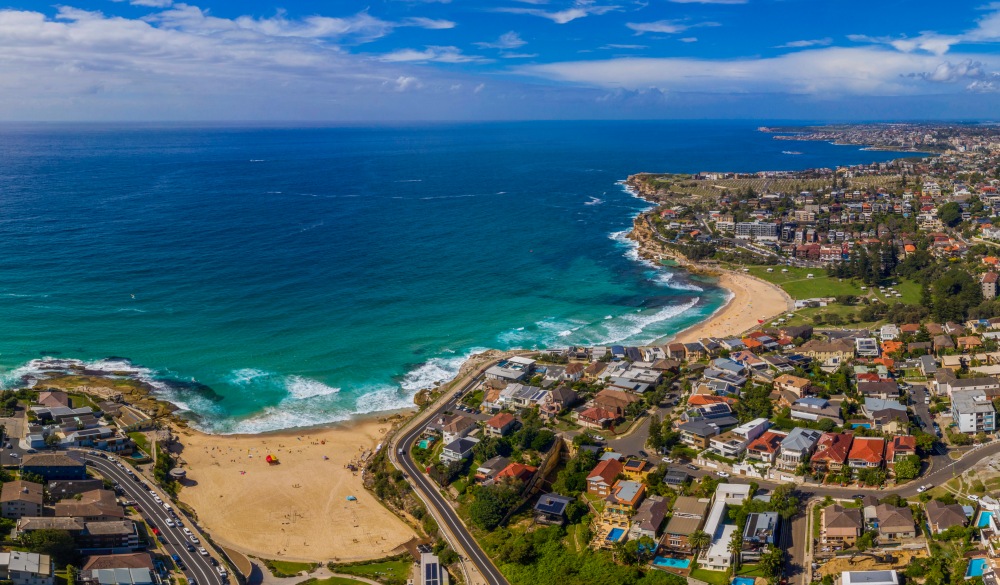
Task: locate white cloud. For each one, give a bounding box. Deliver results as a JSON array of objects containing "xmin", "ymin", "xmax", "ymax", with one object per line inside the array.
[
  {"xmin": 391, "ymin": 75, "xmax": 421, "ymax": 91},
  {"xmin": 626, "ymin": 19, "xmax": 718, "ymax": 35},
  {"xmin": 379, "ymin": 46, "xmax": 490, "ymax": 63},
  {"xmin": 129, "ymin": 0, "xmax": 174, "ymax": 7},
  {"xmin": 476, "ymin": 31, "xmax": 527, "ymax": 49},
  {"xmin": 776, "ymin": 38, "xmax": 832, "ymax": 49},
  {"xmin": 915, "ymin": 59, "xmax": 985, "ymax": 83},
  {"xmin": 497, "ymin": 3, "xmax": 619, "ymax": 24},
  {"xmin": 516, "ymin": 46, "xmax": 1000, "ymax": 96},
  {"xmin": 601, "ymin": 44, "xmax": 647, "ymax": 49},
  {"xmin": 679, "ymin": 37, "xmax": 697, "ymax": 43},
  {"xmin": 403, "ymin": 17, "xmax": 456, "ymax": 29}
]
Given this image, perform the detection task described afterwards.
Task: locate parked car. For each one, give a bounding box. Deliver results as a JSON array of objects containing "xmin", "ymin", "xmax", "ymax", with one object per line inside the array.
[
  {"xmin": 198, "ymin": 547, "xmax": 209, "ymax": 556},
  {"xmin": 717, "ymin": 471, "xmax": 730, "ymax": 478},
  {"xmin": 687, "ymin": 464, "xmax": 699, "ymax": 471}
]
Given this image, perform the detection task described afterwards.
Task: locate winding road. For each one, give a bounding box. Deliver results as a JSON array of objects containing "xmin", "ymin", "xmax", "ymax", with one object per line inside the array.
[{"xmin": 389, "ymin": 371, "xmax": 508, "ymax": 585}]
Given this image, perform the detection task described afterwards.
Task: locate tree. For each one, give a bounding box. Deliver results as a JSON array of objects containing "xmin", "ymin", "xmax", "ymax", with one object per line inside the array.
[
  {"xmin": 938, "ymin": 202, "xmax": 963, "ymax": 227},
  {"xmin": 759, "ymin": 547, "xmax": 786, "ymax": 582},
  {"xmin": 468, "ymin": 482, "xmax": 521, "ymax": 530},
  {"xmin": 647, "ymin": 414, "xmax": 663, "ymax": 450},
  {"xmin": 20, "ymin": 529, "xmax": 78, "ymax": 567},
  {"xmin": 893, "ymin": 455, "xmax": 921, "ymax": 481},
  {"xmin": 856, "ymin": 531, "xmax": 875, "ymax": 552},
  {"xmin": 688, "ymin": 529, "xmax": 711, "ymax": 551}
]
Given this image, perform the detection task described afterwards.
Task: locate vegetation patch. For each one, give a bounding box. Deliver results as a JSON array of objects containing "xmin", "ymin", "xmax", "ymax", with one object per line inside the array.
[
  {"xmin": 262, "ymin": 559, "xmax": 319, "ymax": 578},
  {"xmin": 329, "ymin": 555, "xmax": 412, "ymax": 585}
]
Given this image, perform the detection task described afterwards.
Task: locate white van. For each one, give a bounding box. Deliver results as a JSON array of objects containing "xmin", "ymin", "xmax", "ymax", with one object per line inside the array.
[{"xmin": 216, "ymin": 566, "xmax": 228, "ymax": 578}]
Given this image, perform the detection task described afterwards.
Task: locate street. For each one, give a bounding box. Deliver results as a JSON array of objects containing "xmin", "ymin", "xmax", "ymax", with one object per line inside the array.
[{"xmin": 76, "ymin": 452, "xmax": 225, "ymax": 585}]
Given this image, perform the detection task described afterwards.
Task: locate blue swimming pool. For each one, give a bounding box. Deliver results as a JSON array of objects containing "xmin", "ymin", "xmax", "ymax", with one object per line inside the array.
[
  {"xmin": 607, "ymin": 528, "xmax": 625, "ymax": 542},
  {"xmin": 850, "ymin": 423, "xmax": 872, "ymax": 429},
  {"xmin": 978, "ymin": 511, "xmax": 995, "ymax": 528},
  {"xmin": 967, "ymin": 558, "xmax": 987, "ymax": 579},
  {"xmin": 653, "ymin": 557, "xmax": 691, "ymax": 569},
  {"xmin": 733, "ymin": 578, "xmax": 756, "ymax": 585}
]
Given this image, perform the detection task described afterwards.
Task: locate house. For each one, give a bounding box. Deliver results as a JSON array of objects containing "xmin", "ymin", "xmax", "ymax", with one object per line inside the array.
[
  {"xmin": 533, "ymin": 494, "xmax": 575, "ymax": 526},
  {"xmin": 496, "ymin": 463, "xmax": 536, "ymax": 484},
  {"xmin": 799, "ymin": 338, "xmax": 855, "ymax": 361},
  {"xmin": 439, "ymin": 437, "xmax": 479, "ymax": 464},
  {"xmin": 0, "ymin": 481, "xmax": 43, "ymax": 520},
  {"xmin": 708, "ymin": 418, "xmax": 770, "ymax": 459},
  {"xmin": 541, "ymin": 387, "xmax": 577, "ymax": 419},
  {"xmin": 777, "ymin": 427, "xmax": 823, "ymax": 471},
  {"xmin": 715, "ymin": 483, "xmax": 752, "ymax": 506},
  {"xmin": 875, "ymin": 504, "xmax": 916, "ymax": 540},
  {"xmin": 842, "ymin": 572, "xmax": 899, "ymax": 585},
  {"xmin": 36, "ymin": 392, "xmax": 70, "ymax": 409},
  {"xmin": 741, "ymin": 512, "xmax": 779, "ymax": 563},
  {"xmin": 563, "ymin": 363, "xmax": 586, "ymax": 382},
  {"xmin": 745, "ymin": 431, "xmax": 786, "ymax": 464},
  {"xmin": 577, "ymin": 407, "xmax": 617, "ymax": 429},
  {"xmin": 586, "ymin": 459, "xmax": 624, "ymax": 497},
  {"xmin": 856, "ymin": 338, "xmax": 880, "ymax": 357},
  {"xmin": 485, "ymin": 357, "xmax": 534, "ymax": 382},
  {"xmin": 419, "ymin": 552, "xmax": 449, "ymax": 585},
  {"xmin": 959, "ymin": 336, "xmax": 984, "ymax": 351},
  {"xmin": 0, "ymin": 552, "xmax": 54, "ymax": 585},
  {"xmin": 934, "ymin": 372, "xmax": 1000, "ymax": 398},
  {"xmin": 857, "ymin": 381, "xmax": 900, "ymax": 399},
  {"xmin": 662, "ymin": 468, "xmax": 689, "ymax": 487},
  {"xmin": 885, "ymin": 436, "xmax": 917, "ymax": 473},
  {"xmin": 81, "ymin": 553, "xmax": 154, "ymax": 572},
  {"xmin": 592, "ymin": 389, "xmax": 642, "ymax": 417},
  {"xmin": 678, "ymin": 420, "xmax": 722, "ymax": 449},
  {"xmin": 952, "ymin": 389, "xmax": 997, "ymax": 433},
  {"xmin": 441, "ymin": 415, "xmax": 477, "ymax": 444},
  {"xmin": 821, "ymin": 504, "xmax": 863, "ymax": 548},
  {"xmin": 774, "ymin": 374, "xmax": 811, "ymax": 397},
  {"xmin": 879, "ymin": 325, "xmax": 901, "ymax": 341},
  {"xmin": 53, "ymin": 490, "xmax": 124, "ymax": 522},
  {"xmin": 622, "ymin": 459, "xmax": 651, "ymax": 480},
  {"xmin": 483, "ymin": 413, "xmax": 517, "ymax": 438},
  {"xmin": 847, "ymin": 437, "xmax": 885, "ymax": 472},
  {"xmin": 662, "ymin": 496, "xmax": 709, "ymax": 551},
  {"xmin": 84, "ymin": 567, "xmax": 156, "ymax": 585},
  {"xmin": 924, "ymin": 500, "xmax": 969, "ymax": 534},
  {"xmin": 474, "ymin": 456, "xmax": 510, "ymax": 485},
  {"xmin": 862, "ymin": 398, "xmax": 909, "ymax": 434},
  {"xmin": 498, "ymin": 384, "xmax": 548, "ymax": 409},
  {"xmin": 933, "ymin": 334, "xmax": 955, "ymax": 353},
  {"xmin": 19, "ymin": 453, "xmax": 87, "ymax": 481},
  {"xmin": 919, "ymin": 355, "xmax": 938, "ymax": 376},
  {"xmin": 628, "ymin": 495, "xmax": 667, "ymax": 541},
  {"xmin": 790, "ymin": 397, "xmax": 844, "ymax": 426},
  {"xmin": 985, "ymin": 272, "xmax": 1000, "ymax": 300},
  {"xmin": 811, "ymin": 432, "xmax": 854, "ymax": 473}
]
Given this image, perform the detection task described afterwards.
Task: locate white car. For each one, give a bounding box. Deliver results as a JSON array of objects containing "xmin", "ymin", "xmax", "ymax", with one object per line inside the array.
[
  {"xmin": 662, "ymin": 457, "xmax": 674, "ymax": 464},
  {"xmin": 916, "ymin": 486, "xmax": 927, "ymax": 493},
  {"xmin": 182, "ymin": 528, "xmax": 192, "ymax": 536},
  {"xmin": 165, "ymin": 519, "xmax": 175, "ymax": 527},
  {"xmin": 190, "ymin": 536, "xmax": 200, "ymax": 544},
  {"xmin": 592, "ymin": 435, "xmax": 604, "ymax": 441},
  {"xmin": 970, "ymin": 495, "xmax": 981, "ymax": 502},
  {"xmin": 717, "ymin": 471, "xmax": 730, "ymax": 478},
  {"xmin": 198, "ymin": 547, "xmax": 209, "ymax": 556}
]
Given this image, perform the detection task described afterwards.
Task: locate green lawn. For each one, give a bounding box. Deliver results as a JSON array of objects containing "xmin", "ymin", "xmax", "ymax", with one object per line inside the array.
[
  {"xmin": 333, "ymin": 560, "xmax": 412, "ymax": 585},
  {"xmin": 691, "ymin": 568, "xmax": 730, "ymax": 585},
  {"xmin": 742, "ymin": 266, "xmax": 864, "ymax": 299},
  {"xmin": 298, "ymin": 578, "xmax": 367, "ymax": 585},
  {"xmin": 262, "ymin": 560, "xmax": 319, "ymax": 578},
  {"xmin": 737, "ymin": 565, "xmax": 767, "ymax": 578},
  {"xmin": 68, "ymin": 392, "xmax": 100, "ymax": 411},
  {"xmin": 128, "ymin": 432, "xmax": 151, "ymax": 454}
]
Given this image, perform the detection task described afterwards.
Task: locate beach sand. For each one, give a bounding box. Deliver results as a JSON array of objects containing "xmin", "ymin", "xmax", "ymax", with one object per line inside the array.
[
  {"xmin": 670, "ymin": 270, "xmax": 793, "ymax": 344},
  {"xmin": 173, "ymin": 417, "xmax": 417, "ymax": 563}
]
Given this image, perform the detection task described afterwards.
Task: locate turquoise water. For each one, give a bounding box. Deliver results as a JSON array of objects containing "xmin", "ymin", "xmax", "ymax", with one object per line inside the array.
[
  {"xmin": 653, "ymin": 557, "xmax": 691, "ymax": 569},
  {"xmin": 733, "ymin": 578, "xmax": 756, "ymax": 585},
  {"xmin": 967, "ymin": 558, "xmax": 987, "ymax": 578},
  {"xmin": 850, "ymin": 423, "xmax": 873, "ymax": 429},
  {"xmin": 607, "ymin": 528, "xmax": 626, "ymax": 542},
  {"xmin": 0, "ymin": 122, "xmax": 916, "ymax": 433},
  {"xmin": 979, "ymin": 512, "xmax": 994, "ymax": 528}
]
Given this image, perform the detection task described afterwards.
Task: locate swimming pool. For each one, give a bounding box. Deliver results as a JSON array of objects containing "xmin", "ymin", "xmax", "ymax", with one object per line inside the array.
[
  {"xmin": 850, "ymin": 423, "xmax": 872, "ymax": 429},
  {"xmin": 966, "ymin": 558, "xmax": 987, "ymax": 579},
  {"xmin": 653, "ymin": 557, "xmax": 691, "ymax": 569},
  {"xmin": 733, "ymin": 578, "xmax": 756, "ymax": 585},
  {"xmin": 978, "ymin": 511, "xmax": 994, "ymax": 528},
  {"xmin": 607, "ymin": 528, "xmax": 626, "ymax": 542}
]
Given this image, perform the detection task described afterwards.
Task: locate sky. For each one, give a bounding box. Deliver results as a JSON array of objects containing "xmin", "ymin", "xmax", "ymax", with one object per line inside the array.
[{"xmin": 3, "ymin": 0, "xmax": 1000, "ymax": 121}]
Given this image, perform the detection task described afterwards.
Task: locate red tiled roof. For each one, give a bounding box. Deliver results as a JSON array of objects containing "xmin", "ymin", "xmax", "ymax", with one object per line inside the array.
[
  {"xmin": 848, "ymin": 437, "xmax": 886, "ymax": 464},
  {"xmin": 811, "ymin": 432, "xmax": 854, "ymax": 464},
  {"xmin": 496, "ymin": 463, "xmax": 537, "ymax": 482},
  {"xmin": 886, "ymin": 435, "xmax": 916, "ymax": 461},
  {"xmin": 579, "ymin": 407, "xmax": 616, "ymax": 423},
  {"xmin": 588, "ymin": 459, "xmax": 624, "ymax": 485},
  {"xmin": 747, "ymin": 431, "xmax": 785, "ymax": 454},
  {"xmin": 486, "ymin": 412, "xmax": 516, "ymax": 429}
]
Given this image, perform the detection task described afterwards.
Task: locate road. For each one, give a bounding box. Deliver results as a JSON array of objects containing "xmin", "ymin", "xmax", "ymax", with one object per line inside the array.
[
  {"xmin": 77, "ymin": 452, "xmax": 224, "ymax": 585},
  {"xmin": 391, "ymin": 373, "xmax": 508, "ymax": 585}
]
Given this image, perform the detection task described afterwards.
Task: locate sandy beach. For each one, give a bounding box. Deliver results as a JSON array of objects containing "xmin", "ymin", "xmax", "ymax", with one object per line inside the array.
[
  {"xmin": 669, "ymin": 270, "xmax": 793, "ymax": 344},
  {"xmin": 172, "ymin": 417, "xmax": 418, "ymax": 563}
]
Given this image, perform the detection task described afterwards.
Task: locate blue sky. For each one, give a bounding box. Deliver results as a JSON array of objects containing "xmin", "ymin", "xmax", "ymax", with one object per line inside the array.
[{"xmin": 3, "ymin": 0, "xmax": 1000, "ymax": 120}]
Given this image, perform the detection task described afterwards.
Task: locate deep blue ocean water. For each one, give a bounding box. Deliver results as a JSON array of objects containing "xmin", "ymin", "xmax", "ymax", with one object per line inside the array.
[{"xmin": 0, "ymin": 121, "xmax": 913, "ymax": 433}]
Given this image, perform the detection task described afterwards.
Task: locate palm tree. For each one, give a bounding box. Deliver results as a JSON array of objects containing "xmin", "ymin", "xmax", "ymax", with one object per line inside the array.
[{"xmin": 689, "ymin": 530, "xmax": 711, "ymax": 552}]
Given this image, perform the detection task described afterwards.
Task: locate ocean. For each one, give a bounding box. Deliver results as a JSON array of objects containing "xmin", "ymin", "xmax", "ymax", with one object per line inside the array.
[{"xmin": 0, "ymin": 121, "xmax": 912, "ymax": 433}]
